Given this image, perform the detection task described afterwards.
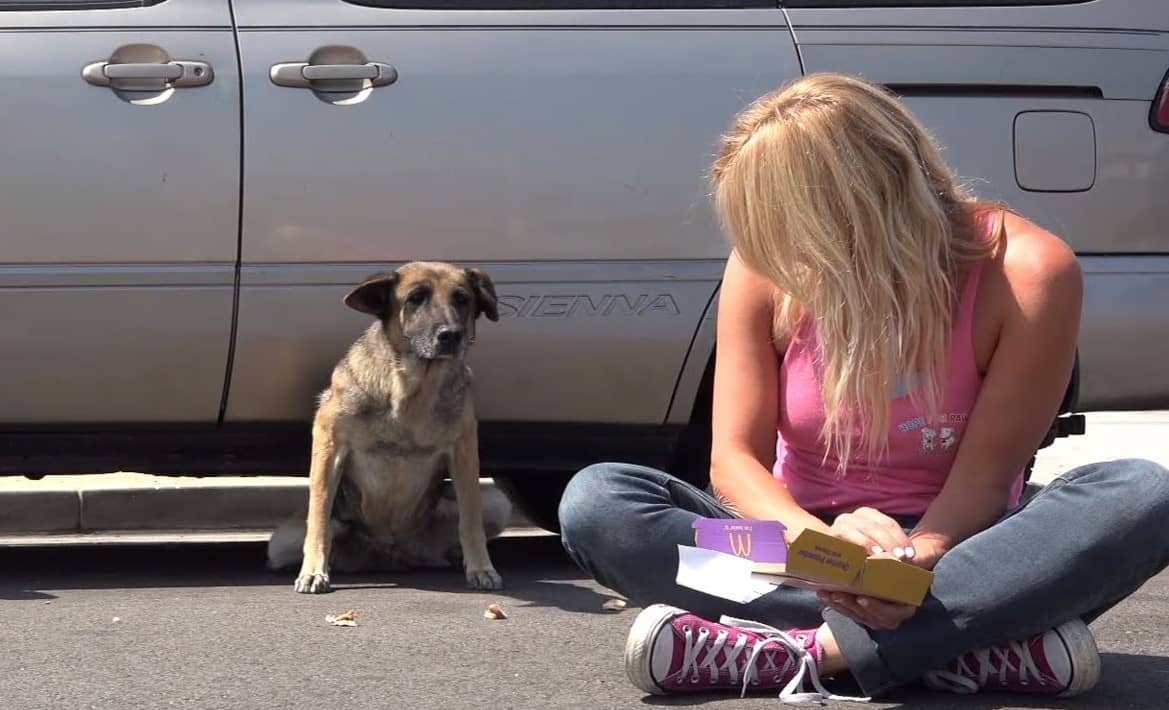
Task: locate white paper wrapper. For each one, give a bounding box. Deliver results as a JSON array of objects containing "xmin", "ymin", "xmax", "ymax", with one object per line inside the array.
[{"xmin": 675, "ymin": 545, "xmax": 778, "ymax": 604}]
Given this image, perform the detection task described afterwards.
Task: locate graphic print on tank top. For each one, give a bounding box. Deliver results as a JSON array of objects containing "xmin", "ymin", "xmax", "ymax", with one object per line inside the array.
[
  {"xmin": 895, "ymin": 408, "xmax": 968, "ymax": 456},
  {"xmin": 892, "ymin": 371, "xmax": 967, "ymax": 455}
]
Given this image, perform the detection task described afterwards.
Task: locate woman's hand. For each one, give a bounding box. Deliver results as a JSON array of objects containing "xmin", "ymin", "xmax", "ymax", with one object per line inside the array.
[
  {"xmin": 829, "ymin": 507, "xmax": 915, "ymax": 560},
  {"xmin": 904, "ymin": 534, "xmax": 946, "ymax": 570},
  {"xmin": 819, "ymin": 509, "xmax": 931, "ymax": 628},
  {"xmin": 818, "ymin": 590, "xmax": 917, "ymax": 630}
]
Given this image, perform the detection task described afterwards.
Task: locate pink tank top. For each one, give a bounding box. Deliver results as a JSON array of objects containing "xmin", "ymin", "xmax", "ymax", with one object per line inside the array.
[{"xmin": 773, "ymin": 241, "xmax": 1024, "ymax": 517}]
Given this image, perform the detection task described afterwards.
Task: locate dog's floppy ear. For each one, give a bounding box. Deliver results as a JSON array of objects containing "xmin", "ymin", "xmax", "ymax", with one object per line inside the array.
[
  {"xmin": 344, "ymin": 272, "xmax": 399, "ymax": 319},
  {"xmin": 465, "ymin": 268, "xmax": 499, "ymax": 322}
]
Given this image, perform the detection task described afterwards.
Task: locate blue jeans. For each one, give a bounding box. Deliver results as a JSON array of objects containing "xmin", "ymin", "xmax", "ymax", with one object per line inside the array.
[{"xmin": 558, "ymin": 458, "xmax": 1169, "ymax": 697}]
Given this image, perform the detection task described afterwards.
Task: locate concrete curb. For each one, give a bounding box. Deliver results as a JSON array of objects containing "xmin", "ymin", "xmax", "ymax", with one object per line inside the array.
[
  {"xmin": 0, "ymin": 490, "xmax": 80, "ymax": 534},
  {"xmin": 80, "ymin": 485, "xmax": 307, "ymax": 531},
  {"xmin": 0, "ymin": 474, "xmax": 536, "ymax": 538}
]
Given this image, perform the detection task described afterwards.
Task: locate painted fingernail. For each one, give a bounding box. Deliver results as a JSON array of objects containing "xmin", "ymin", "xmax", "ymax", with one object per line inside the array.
[
  {"xmin": 871, "ymin": 545, "xmax": 884, "ymax": 555},
  {"xmin": 905, "ymin": 547, "xmax": 916, "ymax": 559},
  {"xmin": 857, "ymin": 597, "xmax": 869, "ymax": 607},
  {"xmin": 892, "ymin": 547, "xmax": 905, "ymax": 558}
]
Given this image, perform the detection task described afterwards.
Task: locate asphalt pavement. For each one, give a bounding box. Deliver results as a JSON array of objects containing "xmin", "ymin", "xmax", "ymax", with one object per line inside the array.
[
  {"xmin": 2, "ymin": 535, "xmax": 1169, "ymax": 710},
  {"xmin": 3, "ymin": 412, "xmax": 1169, "ymax": 709}
]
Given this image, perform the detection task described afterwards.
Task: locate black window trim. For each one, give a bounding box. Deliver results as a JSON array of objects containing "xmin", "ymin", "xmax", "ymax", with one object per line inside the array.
[
  {"xmin": 781, "ymin": 0, "xmax": 1090, "ymax": 7},
  {"xmin": 340, "ymin": 0, "xmax": 1088, "ymax": 7},
  {"xmin": 0, "ymin": 0, "xmax": 1090, "ymax": 11},
  {"xmin": 0, "ymin": 0, "xmax": 164, "ymax": 10},
  {"xmin": 344, "ymin": 1, "xmax": 777, "ymax": 9}
]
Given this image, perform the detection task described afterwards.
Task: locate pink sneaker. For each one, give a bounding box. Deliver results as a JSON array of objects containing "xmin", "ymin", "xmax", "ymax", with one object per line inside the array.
[
  {"xmin": 923, "ymin": 619, "xmax": 1100, "ymax": 697},
  {"xmin": 623, "ymin": 604, "xmax": 867, "ymax": 702}
]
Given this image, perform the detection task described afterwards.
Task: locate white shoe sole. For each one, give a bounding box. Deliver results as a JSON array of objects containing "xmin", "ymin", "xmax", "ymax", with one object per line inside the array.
[
  {"xmin": 624, "ymin": 603, "xmax": 684, "ymax": 695},
  {"xmin": 1054, "ymin": 619, "xmax": 1101, "ymax": 697}
]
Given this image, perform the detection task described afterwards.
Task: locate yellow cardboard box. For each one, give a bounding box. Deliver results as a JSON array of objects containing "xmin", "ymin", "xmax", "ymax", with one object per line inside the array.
[{"xmin": 753, "ymin": 528, "xmax": 934, "ymax": 606}]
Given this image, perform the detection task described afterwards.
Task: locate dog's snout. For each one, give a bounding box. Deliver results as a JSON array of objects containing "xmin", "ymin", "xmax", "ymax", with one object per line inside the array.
[{"xmin": 436, "ymin": 326, "xmax": 464, "ymax": 350}]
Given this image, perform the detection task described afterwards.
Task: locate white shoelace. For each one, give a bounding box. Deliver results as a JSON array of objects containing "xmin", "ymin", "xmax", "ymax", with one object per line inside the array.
[
  {"xmin": 924, "ymin": 640, "xmax": 1045, "ymax": 694},
  {"xmin": 676, "ymin": 615, "xmax": 871, "ymax": 705}
]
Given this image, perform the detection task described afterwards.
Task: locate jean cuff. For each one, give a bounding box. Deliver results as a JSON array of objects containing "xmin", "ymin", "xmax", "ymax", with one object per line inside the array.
[{"xmin": 822, "ymin": 608, "xmax": 901, "ymax": 698}]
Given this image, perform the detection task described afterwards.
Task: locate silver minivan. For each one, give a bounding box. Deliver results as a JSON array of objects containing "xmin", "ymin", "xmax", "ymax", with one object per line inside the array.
[{"xmin": 1, "ymin": 0, "xmax": 1166, "ymax": 529}]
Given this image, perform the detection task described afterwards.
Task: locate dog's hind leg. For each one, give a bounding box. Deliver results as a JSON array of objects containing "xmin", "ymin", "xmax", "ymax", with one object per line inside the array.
[
  {"xmin": 395, "ymin": 492, "xmax": 463, "ymax": 570},
  {"xmin": 397, "ymin": 482, "xmax": 512, "ymax": 571}
]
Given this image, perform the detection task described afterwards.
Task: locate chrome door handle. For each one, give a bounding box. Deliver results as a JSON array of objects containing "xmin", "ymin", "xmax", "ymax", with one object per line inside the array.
[
  {"xmin": 83, "ymin": 60, "xmax": 213, "ymax": 89},
  {"xmin": 270, "ymin": 62, "xmax": 398, "ymax": 89}
]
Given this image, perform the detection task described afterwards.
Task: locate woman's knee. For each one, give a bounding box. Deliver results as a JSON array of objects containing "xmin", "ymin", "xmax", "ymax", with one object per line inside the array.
[
  {"xmin": 1066, "ymin": 457, "xmax": 1169, "ymax": 513},
  {"xmin": 558, "ymin": 463, "xmax": 609, "ymax": 541},
  {"xmin": 1117, "ymin": 458, "xmax": 1169, "ymax": 505},
  {"xmin": 558, "ymin": 462, "xmax": 664, "ymax": 549}
]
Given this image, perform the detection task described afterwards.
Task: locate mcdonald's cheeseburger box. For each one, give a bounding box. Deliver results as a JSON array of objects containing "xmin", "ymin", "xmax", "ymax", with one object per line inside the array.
[{"xmin": 686, "ymin": 518, "xmax": 934, "ymax": 607}]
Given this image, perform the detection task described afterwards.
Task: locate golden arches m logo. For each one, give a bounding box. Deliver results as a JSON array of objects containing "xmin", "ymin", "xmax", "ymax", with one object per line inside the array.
[{"xmin": 727, "ymin": 531, "xmax": 753, "ymax": 558}]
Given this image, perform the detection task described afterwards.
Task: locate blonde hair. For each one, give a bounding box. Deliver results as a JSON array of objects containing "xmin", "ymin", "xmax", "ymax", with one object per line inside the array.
[{"xmin": 711, "ymin": 72, "xmax": 1001, "ymax": 472}]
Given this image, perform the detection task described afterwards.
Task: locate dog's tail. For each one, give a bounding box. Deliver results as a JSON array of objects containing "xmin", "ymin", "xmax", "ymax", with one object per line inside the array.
[
  {"xmin": 267, "ymin": 517, "xmax": 352, "ymax": 572},
  {"xmin": 430, "ymin": 481, "xmax": 512, "ymax": 540},
  {"xmin": 445, "ymin": 482, "xmax": 511, "ymax": 540},
  {"xmin": 266, "ymin": 518, "xmax": 306, "ymax": 572}
]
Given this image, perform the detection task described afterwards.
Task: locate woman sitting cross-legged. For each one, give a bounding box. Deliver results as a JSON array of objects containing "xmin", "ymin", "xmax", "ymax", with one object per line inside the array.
[{"xmin": 558, "ymin": 72, "xmax": 1169, "ymax": 702}]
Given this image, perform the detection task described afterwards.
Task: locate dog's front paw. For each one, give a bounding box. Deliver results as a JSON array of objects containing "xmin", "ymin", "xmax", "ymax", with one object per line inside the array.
[
  {"xmin": 466, "ymin": 567, "xmax": 503, "ymax": 591},
  {"xmin": 294, "ymin": 572, "xmax": 332, "ymax": 594}
]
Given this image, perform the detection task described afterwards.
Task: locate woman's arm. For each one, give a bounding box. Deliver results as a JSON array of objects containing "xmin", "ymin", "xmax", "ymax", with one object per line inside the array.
[
  {"xmin": 909, "ymin": 216, "xmax": 1084, "ymax": 569},
  {"xmin": 709, "ymin": 252, "xmax": 831, "ymax": 539}
]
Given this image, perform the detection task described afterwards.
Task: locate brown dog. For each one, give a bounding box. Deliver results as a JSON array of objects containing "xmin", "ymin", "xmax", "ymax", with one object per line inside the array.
[{"xmin": 267, "ymin": 261, "xmax": 511, "ymax": 593}]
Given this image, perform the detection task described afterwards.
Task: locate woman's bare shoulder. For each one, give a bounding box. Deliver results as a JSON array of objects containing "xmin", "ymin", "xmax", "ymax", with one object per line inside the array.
[
  {"xmin": 971, "ymin": 211, "xmax": 1082, "ymax": 370},
  {"xmin": 725, "ymin": 250, "xmax": 780, "ymax": 293},
  {"xmin": 997, "ymin": 211, "xmax": 1082, "ymax": 294}
]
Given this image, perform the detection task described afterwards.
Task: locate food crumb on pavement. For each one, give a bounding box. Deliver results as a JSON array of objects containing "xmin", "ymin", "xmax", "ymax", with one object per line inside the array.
[{"xmin": 326, "ymin": 610, "xmax": 358, "ymax": 627}]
